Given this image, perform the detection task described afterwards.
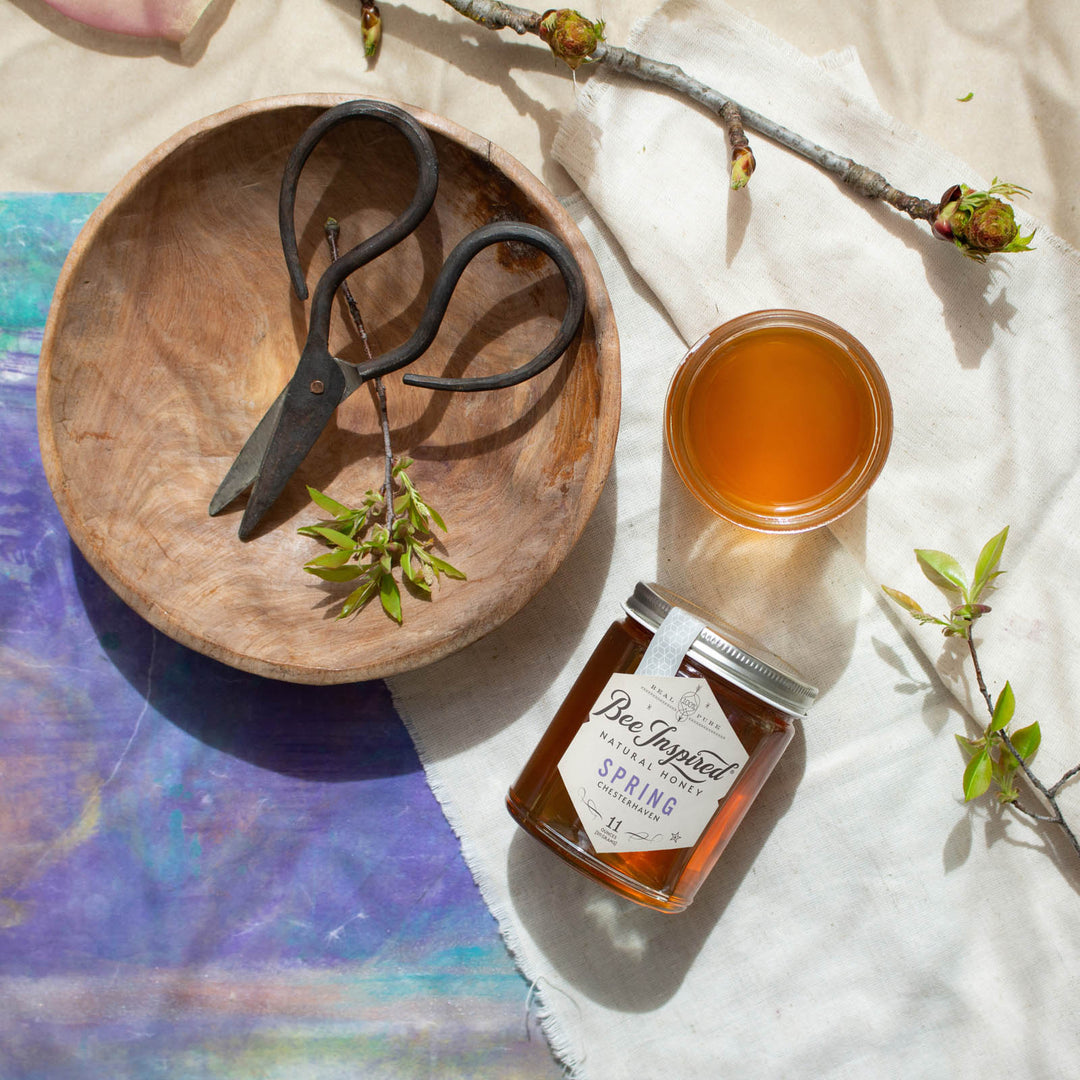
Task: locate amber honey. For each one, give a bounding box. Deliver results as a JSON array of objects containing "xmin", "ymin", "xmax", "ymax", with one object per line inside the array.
[
  {"xmin": 666, "ymin": 311, "xmax": 892, "ymax": 531},
  {"xmin": 507, "ymin": 583, "xmax": 816, "ymax": 913}
]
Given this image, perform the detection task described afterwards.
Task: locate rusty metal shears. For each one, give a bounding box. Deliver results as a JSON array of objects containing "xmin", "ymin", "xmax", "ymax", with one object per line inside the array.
[{"xmin": 208, "ymin": 99, "xmax": 587, "ymax": 540}]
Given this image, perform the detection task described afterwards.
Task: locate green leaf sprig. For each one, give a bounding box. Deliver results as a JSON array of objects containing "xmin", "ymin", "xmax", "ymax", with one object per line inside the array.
[
  {"xmin": 882, "ymin": 528, "xmax": 1079, "ymax": 862},
  {"xmin": 299, "ymin": 458, "xmax": 465, "ymax": 623}
]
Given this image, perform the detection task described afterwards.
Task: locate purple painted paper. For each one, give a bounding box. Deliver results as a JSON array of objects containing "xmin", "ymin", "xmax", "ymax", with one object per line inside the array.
[{"xmin": 0, "ymin": 194, "xmax": 559, "ymax": 1079}]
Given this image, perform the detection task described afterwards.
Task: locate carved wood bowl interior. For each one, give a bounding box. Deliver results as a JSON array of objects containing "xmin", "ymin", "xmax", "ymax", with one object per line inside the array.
[{"xmin": 37, "ymin": 94, "xmax": 620, "ymax": 683}]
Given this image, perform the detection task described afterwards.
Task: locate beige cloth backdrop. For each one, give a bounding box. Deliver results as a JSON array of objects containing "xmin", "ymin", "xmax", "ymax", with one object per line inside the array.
[{"xmin": 5, "ymin": 2, "xmax": 1080, "ymax": 1078}]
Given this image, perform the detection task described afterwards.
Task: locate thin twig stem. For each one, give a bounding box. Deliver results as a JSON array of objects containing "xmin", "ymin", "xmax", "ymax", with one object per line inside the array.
[
  {"xmin": 1050, "ymin": 765, "xmax": 1080, "ymax": 798},
  {"xmin": 966, "ymin": 633, "xmax": 995, "ymax": 714},
  {"xmin": 325, "ymin": 219, "xmax": 396, "ymax": 528},
  {"xmin": 444, "ymin": 0, "xmax": 540, "ymax": 33},
  {"xmin": 720, "ymin": 100, "xmax": 749, "ymax": 154}
]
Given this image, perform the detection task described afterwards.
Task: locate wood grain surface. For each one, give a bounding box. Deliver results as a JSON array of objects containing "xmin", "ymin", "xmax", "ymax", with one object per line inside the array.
[{"xmin": 37, "ymin": 94, "xmax": 620, "ymax": 683}]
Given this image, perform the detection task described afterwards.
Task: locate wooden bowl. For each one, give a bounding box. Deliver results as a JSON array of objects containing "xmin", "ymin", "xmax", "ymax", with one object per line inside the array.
[{"xmin": 37, "ymin": 94, "xmax": 620, "ymax": 683}]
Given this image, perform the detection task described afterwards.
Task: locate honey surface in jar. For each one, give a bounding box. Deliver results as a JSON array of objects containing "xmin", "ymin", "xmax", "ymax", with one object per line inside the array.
[
  {"xmin": 665, "ymin": 311, "xmax": 892, "ymax": 531},
  {"xmin": 684, "ymin": 324, "xmax": 872, "ymax": 511}
]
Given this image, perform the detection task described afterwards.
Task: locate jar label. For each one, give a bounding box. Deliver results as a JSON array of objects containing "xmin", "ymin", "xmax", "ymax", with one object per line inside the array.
[{"xmin": 557, "ymin": 673, "xmax": 749, "ymax": 854}]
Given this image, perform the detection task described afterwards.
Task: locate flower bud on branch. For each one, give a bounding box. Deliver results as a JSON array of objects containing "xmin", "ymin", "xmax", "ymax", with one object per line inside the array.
[
  {"xmin": 931, "ymin": 179, "xmax": 1036, "ymax": 261},
  {"xmin": 360, "ymin": 0, "xmax": 382, "ymax": 58},
  {"xmin": 538, "ymin": 9, "xmax": 605, "ymax": 70},
  {"xmin": 720, "ymin": 101, "xmax": 755, "ymax": 190}
]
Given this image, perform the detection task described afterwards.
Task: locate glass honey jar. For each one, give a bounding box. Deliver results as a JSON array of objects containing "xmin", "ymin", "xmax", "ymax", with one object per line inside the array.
[
  {"xmin": 665, "ymin": 310, "xmax": 892, "ymax": 532},
  {"xmin": 507, "ymin": 583, "xmax": 817, "ymax": 913}
]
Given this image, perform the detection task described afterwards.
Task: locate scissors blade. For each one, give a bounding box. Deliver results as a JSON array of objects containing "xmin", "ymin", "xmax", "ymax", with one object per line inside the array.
[
  {"xmin": 236, "ymin": 347, "xmax": 348, "ymax": 540},
  {"xmin": 208, "ymin": 388, "xmax": 288, "ymax": 517}
]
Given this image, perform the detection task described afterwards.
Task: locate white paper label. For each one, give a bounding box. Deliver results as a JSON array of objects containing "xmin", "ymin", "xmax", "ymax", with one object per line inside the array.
[{"xmin": 557, "ymin": 673, "xmax": 749, "ymax": 854}]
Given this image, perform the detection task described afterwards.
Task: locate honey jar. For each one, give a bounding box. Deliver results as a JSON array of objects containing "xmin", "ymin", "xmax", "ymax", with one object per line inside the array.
[
  {"xmin": 665, "ymin": 310, "xmax": 892, "ymax": 531},
  {"xmin": 507, "ymin": 583, "xmax": 816, "ymax": 913}
]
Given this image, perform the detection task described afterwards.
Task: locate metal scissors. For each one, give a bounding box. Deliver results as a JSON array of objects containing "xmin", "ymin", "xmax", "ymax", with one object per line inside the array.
[{"xmin": 209, "ymin": 98, "xmax": 587, "ymax": 540}]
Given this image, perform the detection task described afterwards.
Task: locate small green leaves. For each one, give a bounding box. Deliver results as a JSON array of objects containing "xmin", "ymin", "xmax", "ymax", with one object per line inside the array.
[
  {"xmin": 880, "ymin": 585, "xmax": 953, "ymax": 631},
  {"xmin": 953, "ymin": 679, "xmax": 1040, "ymax": 804},
  {"xmin": 306, "ymin": 525, "xmax": 358, "ymax": 549},
  {"xmin": 306, "ymin": 546, "xmax": 356, "ymax": 570},
  {"xmin": 963, "ymin": 749, "xmax": 993, "ymax": 802},
  {"xmin": 989, "ymin": 682, "xmax": 1015, "ymax": 733},
  {"xmin": 880, "ymin": 585, "xmax": 922, "ymax": 616},
  {"xmin": 299, "ymin": 459, "xmax": 465, "ymax": 623},
  {"xmin": 915, "ymin": 548, "xmax": 968, "ymax": 594},
  {"xmin": 426, "ymin": 553, "xmax": 466, "ymax": 580},
  {"xmin": 972, "ymin": 525, "xmax": 1008, "ymax": 603},
  {"xmin": 957, "ymin": 91, "xmax": 974, "ymax": 102},
  {"xmin": 954, "ymin": 733, "xmax": 983, "ymax": 757},
  {"xmin": 340, "ymin": 574, "xmax": 379, "ymax": 619},
  {"xmin": 307, "ymin": 486, "xmax": 353, "ymax": 518},
  {"xmin": 1010, "ymin": 721, "xmax": 1041, "ymax": 762},
  {"xmin": 306, "ymin": 563, "xmax": 365, "ymax": 583},
  {"xmin": 379, "ymin": 572, "xmax": 402, "ymax": 623}
]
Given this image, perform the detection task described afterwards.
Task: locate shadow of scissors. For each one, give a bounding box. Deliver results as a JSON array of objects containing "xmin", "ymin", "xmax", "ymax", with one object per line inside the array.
[{"xmin": 209, "ymin": 98, "xmax": 587, "ymax": 540}]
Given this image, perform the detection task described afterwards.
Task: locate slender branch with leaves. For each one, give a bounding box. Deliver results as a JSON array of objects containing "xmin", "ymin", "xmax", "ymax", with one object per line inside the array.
[
  {"xmin": 883, "ymin": 527, "xmax": 1079, "ymax": 861},
  {"xmin": 300, "ymin": 460, "xmax": 464, "ymax": 623},
  {"xmin": 298, "ymin": 219, "xmax": 465, "ymax": 623},
  {"xmin": 361, "ymin": 3, "xmax": 1035, "ymax": 261}
]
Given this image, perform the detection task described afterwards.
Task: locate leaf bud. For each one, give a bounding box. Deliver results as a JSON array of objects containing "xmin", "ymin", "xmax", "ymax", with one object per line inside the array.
[
  {"xmin": 361, "ymin": 0, "xmax": 382, "ymax": 58},
  {"xmin": 931, "ymin": 185, "xmax": 962, "ymax": 240},
  {"xmin": 931, "ymin": 179, "xmax": 1036, "ymax": 261},
  {"xmin": 730, "ymin": 146, "xmax": 756, "ymax": 190},
  {"xmin": 539, "ymin": 9, "xmax": 605, "ymax": 70}
]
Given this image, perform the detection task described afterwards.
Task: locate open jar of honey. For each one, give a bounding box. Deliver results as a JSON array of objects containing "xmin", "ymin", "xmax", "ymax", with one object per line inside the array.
[
  {"xmin": 507, "ymin": 583, "xmax": 816, "ymax": 913},
  {"xmin": 665, "ymin": 310, "xmax": 892, "ymax": 531}
]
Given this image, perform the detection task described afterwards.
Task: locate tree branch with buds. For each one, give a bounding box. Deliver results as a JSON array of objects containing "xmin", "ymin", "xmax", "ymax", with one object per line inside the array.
[{"xmin": 389, "ymin": 2, "xmax": 1036, "ymax": 260}]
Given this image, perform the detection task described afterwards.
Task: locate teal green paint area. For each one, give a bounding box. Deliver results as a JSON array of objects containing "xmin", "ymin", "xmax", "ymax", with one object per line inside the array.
[
  {"xmin": 0, "ymin": 192, "xmax": 102, "ymax": 327},
  {"xmin": 153, "ymin": 807, "xmax": 202, "ymax": 887}
]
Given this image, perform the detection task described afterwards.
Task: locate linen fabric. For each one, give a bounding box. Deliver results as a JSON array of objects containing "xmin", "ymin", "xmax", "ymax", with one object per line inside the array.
[{"xmin": 390, "ymin": 3, "xmax": 1080, "ymax": 1076}]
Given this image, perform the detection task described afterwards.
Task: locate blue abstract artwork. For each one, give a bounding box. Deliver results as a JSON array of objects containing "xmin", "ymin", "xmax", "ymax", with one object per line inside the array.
[{"xmin": 0, "ymin": 193, "xmax": 557, "ymax": 1079}]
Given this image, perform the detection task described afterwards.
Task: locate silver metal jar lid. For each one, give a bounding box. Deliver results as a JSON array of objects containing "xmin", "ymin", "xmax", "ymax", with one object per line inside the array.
[{"xmin": 622, "ymin": 582, "xmax": 818, "ymax": 716}]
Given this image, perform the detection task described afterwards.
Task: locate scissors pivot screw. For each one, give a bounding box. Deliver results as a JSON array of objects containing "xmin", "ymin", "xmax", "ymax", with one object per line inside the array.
[{"xmin": 310, "ymin": 380, "xmax": 325, "ymax": 395}]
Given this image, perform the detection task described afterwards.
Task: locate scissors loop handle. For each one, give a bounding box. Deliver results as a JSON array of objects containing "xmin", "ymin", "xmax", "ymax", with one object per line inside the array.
[
  {"xmin": 346, "ymin": 220, "xmax": 587, "ymax": 392},
  {"xmin": 278, "ymin": 99, "xmax": 441, "ymax": 349},
  {"xmin": 278, "ymin": 99, "xmax": 585, "ymax": 393}
]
